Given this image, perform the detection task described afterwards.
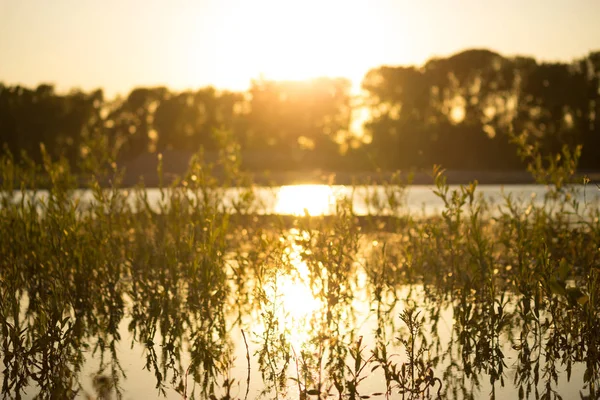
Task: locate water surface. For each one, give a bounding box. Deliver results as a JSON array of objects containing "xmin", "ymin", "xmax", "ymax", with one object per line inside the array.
[{"xmin": 2, "ymin": 183, "xmax": 599, "ymax": 399}]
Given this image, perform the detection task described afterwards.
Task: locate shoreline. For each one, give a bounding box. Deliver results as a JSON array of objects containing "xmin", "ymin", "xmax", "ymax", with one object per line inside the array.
[
  {"xmin": 121, "ymin": 169, "xmax": 600, "ymax": 187},
  {"xmin": 4, "ymin": 169, "xmax": 600, "ymax": 189}
]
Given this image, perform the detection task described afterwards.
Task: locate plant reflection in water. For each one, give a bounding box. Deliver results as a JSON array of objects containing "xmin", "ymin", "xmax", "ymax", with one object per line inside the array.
[{"xmin": 1, "ymin": 146, "xmax": 600, "ymax": 399}]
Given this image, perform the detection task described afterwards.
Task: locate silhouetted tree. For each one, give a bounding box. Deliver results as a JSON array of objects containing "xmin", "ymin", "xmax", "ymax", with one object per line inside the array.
[
  {"xmin": 576, "ymin": 52, "xmax": 600, "ymax": 169},
  {"xmin": 152, "ymin": 87, "xmax": 247, "ymax": 153},
  {"xmin": 361, "ymin": 49, "xmax": 600, "ymax": 170},
  {"xmin": 106, "ymin": 87, "xmax": 168, "ymax": 160},
  {"xmin": 0, "ymin": 84, "xmax": 102, "ymax": 166},
  {"xmin": 2, "ymin": 47, "xmax": 600, "ymax": 175},
  {"xmin": 246, "ymin": 77, "xmax": 352, "ymax": 169}
]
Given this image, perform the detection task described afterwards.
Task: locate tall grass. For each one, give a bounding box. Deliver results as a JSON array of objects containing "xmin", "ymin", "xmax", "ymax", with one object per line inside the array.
[{"xmin": 0, "ymin": 135, "xmax": 599, "ymax": 399}]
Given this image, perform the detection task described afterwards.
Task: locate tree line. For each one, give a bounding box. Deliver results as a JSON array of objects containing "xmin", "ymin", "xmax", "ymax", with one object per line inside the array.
[{"xmin": 1, "ymin": 48, "xmax": 599, "ymax": 172}]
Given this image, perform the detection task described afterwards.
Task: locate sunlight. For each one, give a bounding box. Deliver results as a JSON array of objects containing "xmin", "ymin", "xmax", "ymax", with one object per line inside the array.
[
  {"xmin": 242, "ymin": 0, "xmax": 371, "ymax": 86},
  {"xmin": 181, "ymin": 0, "xmax": 394, "ymax": 93},
  {"xmin": 278, "ymin": 238, "xmax": 322, "ymax": 346},
  {"xmin": 279, "ymin": 278, "xmax": 318, "ymax": 320},
  {"xmin": 280, "ymin": 239, "xmax": 321, "ymax": 319},
  {"xmin": 254, "ymin": 234, "xmax": 322, "ymax": 348},
  {"xmin": 275, "ymin": 185, "xmax": 336, "ymax": 216}
]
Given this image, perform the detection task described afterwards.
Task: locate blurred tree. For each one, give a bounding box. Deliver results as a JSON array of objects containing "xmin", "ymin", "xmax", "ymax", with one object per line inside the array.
[
  {"xmin": 246, "ymin": 77, "xmax": 352, "ymax": 169},
  {"xmin": 361, "ymin": 49, "xmax": 599, "ymax": 170},
  {"xmin": 0, "ymin": 84, "xmax": 103, "ymax": 167},
  {"xmin": 362, "ymin": 66, "xmax": 433, "ymax": 169},
  {"xmin": 576, "ymin": 51, "xmax": 600, "ymax": 169},
  {"xmin": 513, "ymin": 60, "xmax": 588, "ymax": 158},
  {"xmin": 423, "ymin": 49, "xmax": 521, "ymax": 169},
  {"xmin": 153, "ymin": 87, "xmax": 247, "ymax": 152},
  {"xmin": 105, "ymin": 87, "xmax": 168, "ymax": 160},
  {"xmin": 2, "ymin": 47, "xmax": 600, "ymax": 175}
]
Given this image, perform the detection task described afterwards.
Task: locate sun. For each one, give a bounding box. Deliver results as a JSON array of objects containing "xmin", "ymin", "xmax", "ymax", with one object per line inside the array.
[
  {"xmin": 248, "ymin": 0, "xmax": 364, "ymax": 81},
  {"xmin": 183, "ymin": 0, "xmax": 386, "ymax": 94},
  {"xmin": 248, "ymin": 1, "xmax": 353, "ymax": 81}
]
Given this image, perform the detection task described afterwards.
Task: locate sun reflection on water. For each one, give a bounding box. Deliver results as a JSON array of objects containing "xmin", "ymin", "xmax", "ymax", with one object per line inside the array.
[
  {"xmin": 279, "ymin": 239, "xmax": 323, "ymax": 347},
  {"xmin": 274, "ymin": 185, "xmax": 336, "ymax": 216},
  {"xmin": 280, "ymin": 240, "xmax": 321, "ymax": 320},
  {"xmin": 254, "ymin": 231, "xmax": 323, "ymax": 350}
]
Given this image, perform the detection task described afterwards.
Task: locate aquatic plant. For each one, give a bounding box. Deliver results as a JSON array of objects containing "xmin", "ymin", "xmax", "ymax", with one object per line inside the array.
[{"xmin": 0, "ymin": 133, "xmax": 599, "ymax": 399}]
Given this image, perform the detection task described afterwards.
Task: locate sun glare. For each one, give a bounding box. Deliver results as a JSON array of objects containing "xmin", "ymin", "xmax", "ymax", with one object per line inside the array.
[
  {"xmin": 183, "ymin": 0, "xmax": 389, "ymax": 93},
  {"xmin": 280, "ymin": 245, "xmax": 321, "ymax": 319},
  {"xmin": 275, "ymin": 185, "xmax": 336, "ymax": 216},
  {"xmin": 248, "ymin": 0, "xmax": 369, "ymax": 84},
  {"xmin": 279, "ymin": 238, "xmax": 322, "ymax": 345},
  {"xmin": 254, "ymin": 234, "xmax": 322, "ymax": 348}
]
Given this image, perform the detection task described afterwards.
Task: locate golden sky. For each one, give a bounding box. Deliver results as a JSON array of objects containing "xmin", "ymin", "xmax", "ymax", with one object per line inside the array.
[{"xmin": 1, "ymin": 0, "xmax": 599, "ymax": 97}]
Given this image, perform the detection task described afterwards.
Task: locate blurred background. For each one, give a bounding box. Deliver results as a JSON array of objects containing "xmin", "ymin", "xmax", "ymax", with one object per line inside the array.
[{"xmin": 1, "ymin": 0, "xmax": 600, "ymax": 182}]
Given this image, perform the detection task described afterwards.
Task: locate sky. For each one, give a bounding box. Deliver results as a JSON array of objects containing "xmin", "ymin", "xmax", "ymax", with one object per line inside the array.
[{"xmin": 1, "ymin": 0, "xmax": 600, "ymax": 98}]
